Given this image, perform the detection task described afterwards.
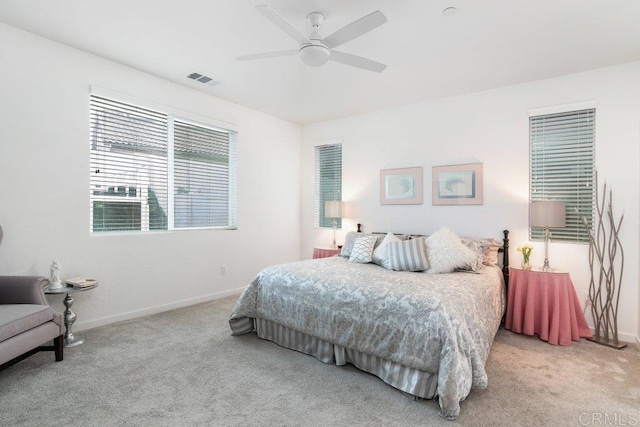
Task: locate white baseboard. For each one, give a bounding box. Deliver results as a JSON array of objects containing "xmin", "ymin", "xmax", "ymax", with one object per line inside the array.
[
  {"xmin": 614, "ymin": 331, "xmax": 637, "ymax": 345},
  {"xmin": 73, "ymin": 287, "xmax": 245, "ymax": 332}
]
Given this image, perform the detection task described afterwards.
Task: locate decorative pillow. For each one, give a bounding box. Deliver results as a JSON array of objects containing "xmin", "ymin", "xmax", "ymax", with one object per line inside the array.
[
  {"xmin": 387, "ymin": 238, "xmax": 429, "ymax": 272},
  {"xmin": 341, "ymin": 232, "xmax": 368, "ymax": 257},
  {"xmin": 371, "ymin": 233, "xmax": 388, "ymax": 249},
  {"xmin": 483, "ymin": 239, "xmax": 504, "ymax": 266},
  {"xmin": 372, "ymin": 232, "xmax": 402, "ymax": 269},
  {"xmin": 348, "ymin": 235, "xmax": 378, "ymax": 264},
  {"xmin": 459, "ymin": 238, "xmax": 491, "ymax": 273},
  {"xmin": 425, "ymin": 228, "xmax": 476, "ymax": 274}
]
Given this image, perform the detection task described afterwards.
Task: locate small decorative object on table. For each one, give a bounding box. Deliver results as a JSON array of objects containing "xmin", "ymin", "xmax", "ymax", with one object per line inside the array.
[
  {"xmin": 517, "ymin": 244, "xmax": 533, "ymax": 270},
  {"xmin": 48, "ymin": 260, "xmax": 63, "ymax": 290},
  {"xmin": 66, "ymin": 277, "xmax": 98, "ymax": 290}
]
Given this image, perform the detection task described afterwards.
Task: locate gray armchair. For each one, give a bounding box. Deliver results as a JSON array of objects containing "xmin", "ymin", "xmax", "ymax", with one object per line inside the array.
[
  {"xmin": 0, "ymin": 225, "xmax": 64, "ymax": 371},
  {"xmin": 0, "ymin": 276, "xmax": 64, "ymax": 370}
]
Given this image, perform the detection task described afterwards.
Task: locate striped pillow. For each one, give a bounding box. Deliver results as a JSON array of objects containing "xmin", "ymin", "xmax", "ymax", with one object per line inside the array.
[{"xmin": 387, "ymin": 238, "xmax": 429, "ymax": 272}]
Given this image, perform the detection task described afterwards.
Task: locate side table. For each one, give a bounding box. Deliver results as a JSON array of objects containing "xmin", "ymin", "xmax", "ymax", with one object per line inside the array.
[
  {"xmin": 505, "ymin": 268, "xmax": 592, "ymax": 346},
  {"xmin": 313, "ymin": 247, "xmax": 341, "ymax": 259},
  {"xmin": 45, "ymin": 284, "xmax": 98, "ymax": 347}
]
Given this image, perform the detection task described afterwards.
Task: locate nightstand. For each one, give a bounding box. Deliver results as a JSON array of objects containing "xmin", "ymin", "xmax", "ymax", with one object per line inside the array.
[
  {"xmin": 45, "ymin": 283, "xmax": 98, "ymax": 347},
  {"xmin": 505, "ymin": 268, "xmax": 592, "ymax": 346},
  {"xmin": 313, "ymin": 247, "xmax": 341, "ymax": 259}
]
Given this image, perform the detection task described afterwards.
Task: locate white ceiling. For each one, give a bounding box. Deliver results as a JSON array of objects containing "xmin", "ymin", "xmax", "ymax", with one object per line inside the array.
[{"xmin": 2, "ymin": 0, "xmax": 640, "ymax": 125}]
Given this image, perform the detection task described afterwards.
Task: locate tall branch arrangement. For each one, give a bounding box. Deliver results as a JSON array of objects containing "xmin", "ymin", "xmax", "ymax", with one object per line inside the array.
[{"xmin": 575, "ymin": 173, "xmax": 625, "ymax": 348}]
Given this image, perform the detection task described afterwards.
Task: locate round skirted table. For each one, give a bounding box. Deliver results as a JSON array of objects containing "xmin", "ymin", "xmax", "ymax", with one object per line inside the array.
[
  {"xmin": 312, "ymin": 247, "xmax": 341, "ymax": 259},
  {"xmin": 505, "ymin": 268, "xmax": 592, "ymax": 346}
]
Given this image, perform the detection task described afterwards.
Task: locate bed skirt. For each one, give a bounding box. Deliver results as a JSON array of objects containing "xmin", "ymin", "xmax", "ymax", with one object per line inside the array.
[{"xmin": 253, "ymin": 317, "xmax": 439, "ymax": 400}]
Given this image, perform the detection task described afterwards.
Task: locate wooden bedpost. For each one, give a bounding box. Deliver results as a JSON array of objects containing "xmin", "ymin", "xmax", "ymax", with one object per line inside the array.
[
  {"xmin": 502, "ymin": 229, "xmax": 509, "ymax": 286},
  {"xmin": 501, "ymin": 230, "xmax": 510, "ymax": 327}
]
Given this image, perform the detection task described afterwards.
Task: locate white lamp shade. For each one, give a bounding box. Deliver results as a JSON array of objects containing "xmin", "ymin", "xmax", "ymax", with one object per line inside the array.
[
  {"xmin": 530, "ymin": 201, "xmax": 566, "ymax": 228},
  {"xmin": 324, "ymin": 201, "xmax": 344, "ymax": 218}
]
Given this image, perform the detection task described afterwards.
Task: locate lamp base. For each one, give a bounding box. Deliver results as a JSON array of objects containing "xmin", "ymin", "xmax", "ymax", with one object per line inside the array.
[
  {"xmin": 542, "ymin": 229, "xmax": 554, "ymax": 272},
  {"xmin": 331, "ymin": 219, "xmax": 338, "ymax": 249}
]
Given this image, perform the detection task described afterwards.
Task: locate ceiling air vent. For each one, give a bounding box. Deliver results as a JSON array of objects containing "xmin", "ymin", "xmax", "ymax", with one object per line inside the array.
[{"xmin": 187, "ymin": 72, "xmax": 221, "ymax": 87}]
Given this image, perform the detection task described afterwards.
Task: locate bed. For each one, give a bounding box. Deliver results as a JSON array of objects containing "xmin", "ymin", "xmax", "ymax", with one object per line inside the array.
[{"xmin": 229, "ymin": 229, "xmax": 510, "ymax": 420}]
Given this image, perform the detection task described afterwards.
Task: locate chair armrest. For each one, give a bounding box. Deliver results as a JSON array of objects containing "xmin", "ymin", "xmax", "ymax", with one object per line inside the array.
[{"xmin": 0, "ymin": 276, "xmax": 49, "ymax": 305}]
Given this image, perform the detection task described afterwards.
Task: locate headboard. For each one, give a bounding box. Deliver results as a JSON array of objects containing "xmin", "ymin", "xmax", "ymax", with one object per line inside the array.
[{"xmin": 356, "ymin": 223, "xmax": 510, "ymax": 288}]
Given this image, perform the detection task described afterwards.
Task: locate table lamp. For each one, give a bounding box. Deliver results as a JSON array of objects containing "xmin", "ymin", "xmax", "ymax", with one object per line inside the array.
[
  {"xmin": 324, "ymin": 201, "xmax": 344, "ymax": 249},
  {"xmin": 530, "ymin": 201, "xmax": 566, "ymax": 271}
]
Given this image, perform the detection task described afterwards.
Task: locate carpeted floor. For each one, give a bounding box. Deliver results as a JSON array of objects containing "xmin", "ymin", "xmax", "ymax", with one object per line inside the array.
[{"xmin": 1, "ymin": 296, "xmax": 638, "ymax": 426}]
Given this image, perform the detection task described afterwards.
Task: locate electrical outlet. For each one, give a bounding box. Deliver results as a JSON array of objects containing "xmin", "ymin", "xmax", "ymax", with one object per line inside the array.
[{"xmin": 220, "ymin": 265, "xmax": 227, "ymax": 275}]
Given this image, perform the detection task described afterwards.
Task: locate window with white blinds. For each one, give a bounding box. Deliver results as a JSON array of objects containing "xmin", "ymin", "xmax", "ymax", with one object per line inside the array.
[
  {"xmin": 314, "ymin": 143, "xmax": 342, "ymax": 228},
  {"xmin": 90, "ymin": 94, "xmax": 237, "ymax": 233},
  {"xmin": 173, "ymin": 120, "xmax": 237, "ymax": 229},
  {"xmin": 529, "ymin": 108, "xmax": 595, "ymax": 243}
]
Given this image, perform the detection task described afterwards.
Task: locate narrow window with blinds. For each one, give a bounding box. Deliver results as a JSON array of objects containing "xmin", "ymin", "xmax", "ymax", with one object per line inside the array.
[
  {"xmin": 314, "ymin": 143, "xmax": 342, "ymax": 228},
  {"xmin": 529, "ymin": 108, "xmax": 595, "ymax": 243},
  {"xmin": 90, "ymin": 94, "xmax": 237, "ymax": 233}
]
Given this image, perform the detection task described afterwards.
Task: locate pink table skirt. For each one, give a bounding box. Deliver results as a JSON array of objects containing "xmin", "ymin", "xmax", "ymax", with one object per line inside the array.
[
  {"xmin": 505, "ymin": 268, "xmax": 592, "ymax": 346},
  {"xmin": 313, "ymin": 247, "xmax": 341, "ymax": 259}
]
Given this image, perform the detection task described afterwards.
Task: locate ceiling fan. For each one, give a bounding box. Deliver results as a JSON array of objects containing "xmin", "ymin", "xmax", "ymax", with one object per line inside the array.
[{"xmin": 237, "ymin": 5, "xmax": 388, "ymax": 73}]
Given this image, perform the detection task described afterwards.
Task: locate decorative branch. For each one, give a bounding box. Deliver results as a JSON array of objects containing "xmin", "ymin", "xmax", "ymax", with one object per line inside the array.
[{"xmin": 574, "ymin": 171, "xmax": 625, "ymax": 348}]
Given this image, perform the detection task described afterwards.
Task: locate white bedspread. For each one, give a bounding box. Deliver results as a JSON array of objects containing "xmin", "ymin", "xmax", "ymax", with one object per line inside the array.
[{"xmin": 229, "ymin": 256, "xmax": 504, "ymax": 419}]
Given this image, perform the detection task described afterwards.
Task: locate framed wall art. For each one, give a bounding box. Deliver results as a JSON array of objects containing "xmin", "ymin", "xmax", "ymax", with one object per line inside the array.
[
  {"xmin": 432, "ymin": 163, "xmax": 483, "ymax": 205},
  {"xmin": 380, "ymin": 167, "xmax": 423, "ymax": 205}
]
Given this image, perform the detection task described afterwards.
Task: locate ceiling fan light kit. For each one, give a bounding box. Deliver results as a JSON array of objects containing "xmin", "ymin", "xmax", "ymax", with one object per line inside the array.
[
  {"xmin": 237, "ymin": 5, "xmax": 388, "ymax": 73},
  {"xmin": 300, "ymin": 44, "xmax": 330, "ymax": 67}
]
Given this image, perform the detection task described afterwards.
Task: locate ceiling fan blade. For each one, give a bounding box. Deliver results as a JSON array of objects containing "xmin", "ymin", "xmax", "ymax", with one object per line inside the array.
[
  {"xmin": 329, "ymin": 51, "xmax": 387, "ymax": 73},
  {"xmin": 236, "ymin": 50, "xmax": 299, "ymax": 61},
  {"xmin": 255, "ymin": 5, "xmax": 310, "ymax": 46},
  {"xmin": 322, "ymin": 10, "xmax": 387, "ymax": 49}
]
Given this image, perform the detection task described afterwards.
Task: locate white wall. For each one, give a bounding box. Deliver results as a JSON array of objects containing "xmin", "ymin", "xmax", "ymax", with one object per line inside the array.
[
  {"xmin": 0, "ymin": 24, "xmax": 302, "ymax": 330},
  {"xmin": 302, "ymin": 62, "xmax": 640, "ymax": 342}
]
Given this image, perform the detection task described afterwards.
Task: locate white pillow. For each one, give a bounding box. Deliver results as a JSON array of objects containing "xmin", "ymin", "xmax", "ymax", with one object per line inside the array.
[
  {"xmin": 349, "ymin": 235, "xmax": 378, "ymax": 264},
  {"xmin": 425, "ymin": 228, "xmax": 476, "ymax": 274},
  {"xmin": 387, "ymin": 238, "xmax": 430, "ymax": 272},
  {"xmin": 372, "ymin": 232, "xmax": 402, "ymax": 269}
]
